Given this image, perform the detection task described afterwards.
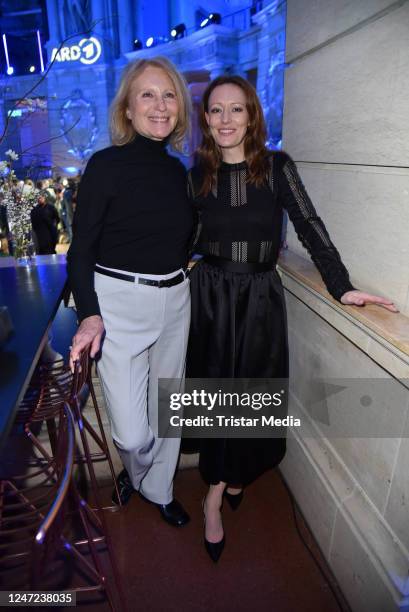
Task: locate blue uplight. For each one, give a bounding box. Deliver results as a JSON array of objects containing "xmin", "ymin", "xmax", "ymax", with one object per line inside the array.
[{"xmin": 63, "ymin": 167, "xmax": 78, "ymax": 174}]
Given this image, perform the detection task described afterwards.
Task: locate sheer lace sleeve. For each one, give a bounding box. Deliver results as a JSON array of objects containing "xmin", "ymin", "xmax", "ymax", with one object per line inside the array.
[{"xmin": 276, "ymin": 152, "xmax": 355, "ymax": 301}]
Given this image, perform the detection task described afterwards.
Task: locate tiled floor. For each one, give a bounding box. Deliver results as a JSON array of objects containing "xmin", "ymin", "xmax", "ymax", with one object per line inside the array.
[{"xmin": 71, "ymin": 467, "xmax": 350, "ymax": 612}]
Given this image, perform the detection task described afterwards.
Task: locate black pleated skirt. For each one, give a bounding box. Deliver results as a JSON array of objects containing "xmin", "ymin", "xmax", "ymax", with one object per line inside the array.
[{"xmin": 186, "ymin": 258, "xmax": 288, "ymax": 487}]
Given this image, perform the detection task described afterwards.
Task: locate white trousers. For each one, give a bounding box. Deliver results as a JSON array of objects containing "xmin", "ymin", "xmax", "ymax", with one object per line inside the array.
[{"xmin": 95, "ymin": 265, "xmax": 190, "ymax": 504}]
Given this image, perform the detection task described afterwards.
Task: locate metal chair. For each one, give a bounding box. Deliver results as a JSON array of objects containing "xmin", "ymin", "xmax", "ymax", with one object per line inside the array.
[
  {"xmin": 0, "ymin": 402, "xmax": 70, "ymax": 587},
  {"xmin": 31, "ymin": 403, "xmax": 126, "ymax": 611},
  {"xmin": 0, "ymin": 436, "xmax": 62, "ymax": 589},
  {"xmin": 0, "ymin": 403, "xmax": 125, "ymax": 610},
  {"xmin": 14, "ymin": 349, "xmax": 121, "ymax": 510}
]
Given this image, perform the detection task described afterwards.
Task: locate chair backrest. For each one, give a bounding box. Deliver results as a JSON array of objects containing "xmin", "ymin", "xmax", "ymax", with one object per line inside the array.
[
  {"xmin": 17, "ymin": 359, "xmax": 72, "ymax": 424},
  {"xmin": 70, "ymin": 348, "xmax": 91, "ymax": 402}
]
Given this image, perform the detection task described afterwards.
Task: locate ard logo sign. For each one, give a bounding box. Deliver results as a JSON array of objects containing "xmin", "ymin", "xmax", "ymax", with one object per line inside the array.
[{"xmin": 51, "ymin": 37, "xmax": 102, "ymax": 65}]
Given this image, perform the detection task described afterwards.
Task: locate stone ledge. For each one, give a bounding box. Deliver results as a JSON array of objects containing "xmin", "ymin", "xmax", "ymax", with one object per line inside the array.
[{"xmin": 278, "ymin": 250, "xmax": 409, "ymax": 380}]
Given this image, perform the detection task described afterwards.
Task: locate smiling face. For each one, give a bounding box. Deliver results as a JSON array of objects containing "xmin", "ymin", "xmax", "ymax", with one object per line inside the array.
[
  {"xmin": 205, "ymin": 83, "xmax": 249, "ymax": 162},
  {"xmin": 126, "ymin": 66, "xmax": 179, "ymax": 141}
]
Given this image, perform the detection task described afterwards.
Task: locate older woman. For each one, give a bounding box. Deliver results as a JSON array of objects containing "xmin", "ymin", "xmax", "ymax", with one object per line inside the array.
[
  {"xmin": 187, "ymin": 75, "xmax": 398, "ymax": 561},
  {"xmin": 67, "ymin": 57, "xmax": 193, "ymax": 526}
]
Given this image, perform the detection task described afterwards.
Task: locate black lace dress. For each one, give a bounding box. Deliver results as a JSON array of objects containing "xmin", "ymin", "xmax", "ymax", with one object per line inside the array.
[{"xmin": 186, "ymin": 151, "xmax": 354, "ymax": 486}]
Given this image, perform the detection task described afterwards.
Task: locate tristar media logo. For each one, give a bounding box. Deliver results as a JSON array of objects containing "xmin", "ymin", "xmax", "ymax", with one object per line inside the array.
[{"xmin": 51, "ymin": 37, "xmax": 102, "ymax": 65}]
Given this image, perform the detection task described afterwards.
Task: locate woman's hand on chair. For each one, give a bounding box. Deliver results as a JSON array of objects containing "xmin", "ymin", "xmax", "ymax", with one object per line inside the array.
[
  {"xmin": 69, "ymin": 315, "xmax": 105, "ymax": 371},
  {"xmin": 340, "ymin": 290, "xmax": 398, "ymax": 312}
]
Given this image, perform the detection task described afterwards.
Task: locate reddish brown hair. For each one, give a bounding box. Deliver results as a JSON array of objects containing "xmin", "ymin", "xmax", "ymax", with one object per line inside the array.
[{"xmin": 197, "ymin": 75, "xmax": 270, "ymax": 196}]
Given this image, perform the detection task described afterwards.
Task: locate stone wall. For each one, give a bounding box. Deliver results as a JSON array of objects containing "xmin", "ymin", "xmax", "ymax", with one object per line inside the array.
[
  {"xmin": 283, "ymin": 0, "xmax": 409, "ymax": 315},
  {"xmin": 280, "ymin": 2, "xmax": 409, "ymax": 611}
]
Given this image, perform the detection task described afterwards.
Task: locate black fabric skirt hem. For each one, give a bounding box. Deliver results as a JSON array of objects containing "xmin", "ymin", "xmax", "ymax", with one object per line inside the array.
[{"xmin": 186, "ymin": 259, "xmax": 289, "ymax": 486}]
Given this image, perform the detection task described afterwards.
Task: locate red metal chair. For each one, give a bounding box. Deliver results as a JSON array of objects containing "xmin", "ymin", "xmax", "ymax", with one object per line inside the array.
[
  {"xmin": 31, "ymin": 404, "xmax": 126, "ymax": 611},
  {"xmin": 14, "ymin": 349, "xmax": 121, "ymax": 510},
  {"xmin": 0, "ymin": 403, "xmax": 126, "ymax": 610}
]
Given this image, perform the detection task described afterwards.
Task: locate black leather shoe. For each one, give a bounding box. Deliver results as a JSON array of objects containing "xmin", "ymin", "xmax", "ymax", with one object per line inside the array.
[
  {"xmin": 139, "ymin": 493, "xmax": 190, "ymax": 527},
  {"xmin": 155, "ymin": 499, "xmax": 190, "ymax": 527},
  {"xmin": 223, "ymin": 489, "xmax": 243, "ymax": 511},
  {"xmin": 112, "ymin": 468, "xmax": 135, "ymax": 506}
]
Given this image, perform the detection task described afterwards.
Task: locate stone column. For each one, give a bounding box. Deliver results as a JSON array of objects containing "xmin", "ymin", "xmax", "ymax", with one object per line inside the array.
[
  {"xmin": 252, "ymin": 1, "xmax": 286, "ymax": 147},
  {"xmin": 90, "ymin": 0, "xmax": 105, "ymax": 40},
  {"xmin": 116, "ymin": 0, "xmax": 134, "ymax": 55},
  {"xmin": 138, "ymin": 0, "xmax": 169, "ymax": 43},
  {"xmin": 45, "ymin": 0, "xmax": 61, "ymax": 45}
]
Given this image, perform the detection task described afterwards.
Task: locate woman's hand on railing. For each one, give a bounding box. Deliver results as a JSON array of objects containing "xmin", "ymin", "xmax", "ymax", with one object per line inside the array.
[
  {"xmin": 69, "ymin": 315, "xmax": 105, "ymax": 372},
  {"xmin": 340, "ymin": 290, "xmax": 399, "ymax": 312}
]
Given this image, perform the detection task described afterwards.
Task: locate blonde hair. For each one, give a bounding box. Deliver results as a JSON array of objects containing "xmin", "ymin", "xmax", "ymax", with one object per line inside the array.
[{"xmin": 110, "ymin": 56, "xmax": 191, "ymax": 152}]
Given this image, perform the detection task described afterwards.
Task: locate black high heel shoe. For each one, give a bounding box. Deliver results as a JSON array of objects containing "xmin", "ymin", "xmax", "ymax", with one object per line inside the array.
[
  {"xmin": 223, "ymin": 489, "xmax": 243, "ymax": 511},
  {"xmin": 202, "ymin": 499, "xmax": 225, "ymax": 563}
]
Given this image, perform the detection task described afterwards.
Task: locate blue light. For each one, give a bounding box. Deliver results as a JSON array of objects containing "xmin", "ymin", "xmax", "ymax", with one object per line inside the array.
[
  {"xmin": 146, "ymin": 36, "xmax": 154, "ymax": 48},
  {"xmin": 63, "ymin": 167, "xmax": 78, "ymax": 174},
  {"xmin": 37, "ymin": 30, "xmax": 44, "ymax": 72},
  {"xmin": 29, "ymin": 66, "xmax": 35, "ymax": 73},
  {"xmin": 7, "ymin": 66, "xmax": 14, "ymax": 75},
  {"xmin": 3, "ymin": 34, "xmax": 11, "ymax": 73},
  {"xmin": 170, "ymin": 23, "xmax": 186, "ymax": 39},
  {"xmin": 201, "ymin": 13, "xmax": 221, "ymax": 28}
]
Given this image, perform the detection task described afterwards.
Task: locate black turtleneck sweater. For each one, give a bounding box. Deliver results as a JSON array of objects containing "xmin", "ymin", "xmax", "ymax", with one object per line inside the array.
[{"xmin": 67, "ymin": 134, "xmax": 194, "ymax": 322}]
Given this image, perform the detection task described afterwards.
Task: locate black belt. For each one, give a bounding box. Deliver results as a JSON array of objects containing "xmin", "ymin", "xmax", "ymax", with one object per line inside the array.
[
  {"xmin": 202, "ymin": 255, "xmax": 274, "ymax": 274},
  {"xmin": 95, "ymin": 265, "xmax": 185, "ymax": 288}
]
